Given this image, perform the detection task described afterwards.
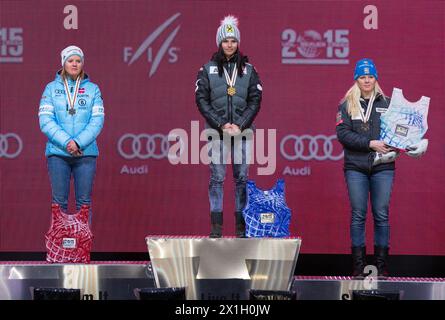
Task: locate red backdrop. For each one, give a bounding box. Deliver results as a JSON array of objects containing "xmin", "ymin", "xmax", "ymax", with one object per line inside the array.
[{"xmin": 1, "ymin": 0, "xmax": 444, "ymax": 254}]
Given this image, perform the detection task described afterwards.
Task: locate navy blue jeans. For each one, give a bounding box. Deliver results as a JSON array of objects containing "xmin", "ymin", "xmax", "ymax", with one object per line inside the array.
[
  {"xmin": 47, "ymin": 156, "xmax": 97, "ymax": 220},
  {"xmin": 208, "ymin": 136, "xmax": 251, "ymax": 213},
  {"xmin": 345, "ymin": 169, "xmax": 394, "ymax": 248}
]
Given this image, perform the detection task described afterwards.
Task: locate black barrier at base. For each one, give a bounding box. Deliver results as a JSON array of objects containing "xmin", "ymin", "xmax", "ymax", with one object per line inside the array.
[
  {"xmin": 249, "ymin": 289, "xmax": 297, "ymax": 300},
  {"xmin": 352, "ymin": 290, "xmax": 401, "ymax": 300},
  {"xmin": 32, "ymin": 287, "xmax": 81, "ymax": 300},
  {"xmin": 134, "ymin": 287, "xmax": 186, "ymax": 300}
]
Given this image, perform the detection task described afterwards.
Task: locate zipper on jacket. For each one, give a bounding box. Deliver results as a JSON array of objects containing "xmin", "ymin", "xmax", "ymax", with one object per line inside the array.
[
  {"xmin": 71, "ymin": 84, "xmax": 75, "ymax": 138},
  {"xmin": 227, "ymin": 62, "xmax": 233, "ymax": 123},
  {"xmin": 228, "ymin": 96, "xmax": 233, "ymax": 123}
]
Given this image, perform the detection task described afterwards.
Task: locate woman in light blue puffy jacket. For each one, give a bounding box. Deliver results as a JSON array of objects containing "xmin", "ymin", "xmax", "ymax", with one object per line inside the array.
[{"xmin": 39, "ymin": 45, "xmax": 104, "ymax": 222}]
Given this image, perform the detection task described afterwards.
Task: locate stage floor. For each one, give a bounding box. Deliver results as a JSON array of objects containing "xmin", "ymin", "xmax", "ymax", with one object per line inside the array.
[{"xmin": 1, "ymin": 262, "xmax": 444, "ymax": 300}]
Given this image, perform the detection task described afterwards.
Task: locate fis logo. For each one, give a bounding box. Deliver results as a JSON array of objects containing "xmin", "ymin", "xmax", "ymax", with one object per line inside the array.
[{"xmin": 123, "ymin": 13, "xmax": 181, "ymax": 77}]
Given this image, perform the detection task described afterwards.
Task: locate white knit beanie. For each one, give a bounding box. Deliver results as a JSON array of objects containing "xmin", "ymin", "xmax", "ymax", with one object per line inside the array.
[
  {"xmin": 61, "ymin": 45, "xmax": 84, "ymax": 66},
  {"xmin": 216, "ymin": 15, "xmax": 241, "ymax": 47}
]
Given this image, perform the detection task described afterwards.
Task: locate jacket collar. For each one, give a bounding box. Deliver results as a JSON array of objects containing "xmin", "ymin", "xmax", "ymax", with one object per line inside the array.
[
  {"xmin": 55, "ymin": 70, "xmax": 90, "ymax": 84},
  {"xmin": 360, "ymin": 92, "xmax": 383, "ymax": 102},
  {"xmin": 224, "ymin": 52, "xmax": 238, "ymax": 64}
]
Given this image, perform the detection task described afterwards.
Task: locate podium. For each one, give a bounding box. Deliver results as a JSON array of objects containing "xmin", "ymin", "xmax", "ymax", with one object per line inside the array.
[{"xmin": 146, "ymin": 236, "xmax": 302, "ymax": 300}]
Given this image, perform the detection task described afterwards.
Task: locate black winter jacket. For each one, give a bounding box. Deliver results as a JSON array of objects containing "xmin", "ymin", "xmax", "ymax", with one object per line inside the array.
[
  {"xmin": 336, "ymin": 94, "xmax": 395, "ymax": 173},
  {"xmin": 195, "ymin": 55, "xmax": 262, "ymax": 134}
]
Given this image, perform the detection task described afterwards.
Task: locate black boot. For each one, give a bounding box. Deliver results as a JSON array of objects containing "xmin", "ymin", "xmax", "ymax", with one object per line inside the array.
[
  {"xmin": 209, "ymin": 212, "xmax": 223, "ymax": 238},
  {"xmin": 235, "ymin": 212, "xmax": 246, "ymax": 238},
  {"xmin": 351, "ymin": 246, "xmax": 366, "ymax": 278},
  {"xmin": 374, "ymin": 246, "xmax": 389, "ymax": 278}
]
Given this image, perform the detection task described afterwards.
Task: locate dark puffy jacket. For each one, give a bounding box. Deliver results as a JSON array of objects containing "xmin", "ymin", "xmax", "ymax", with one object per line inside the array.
[
  {"xmin": 195, "ymin": 55, "xmax": 262, "ymax": 133},
  {"xmin": 336, "ymin": 94, "xmax": 395, "ymax": 173}
]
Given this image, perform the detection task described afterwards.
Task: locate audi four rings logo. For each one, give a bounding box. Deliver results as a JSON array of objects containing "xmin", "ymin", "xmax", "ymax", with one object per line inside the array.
[
  {"xmin": 118, "ymin": 133, "xmax": 183, "ymax": 160},
  {"xmin": 118, "ymin": 133, "xmax": 343, "ymax": 161},
  {"xmin": 0, "ymin": 133, "xmax": 23, "ymax": 158},
  {"xmin": 280, "ymin": 134, "xmax": 343, "ymax": 161}
]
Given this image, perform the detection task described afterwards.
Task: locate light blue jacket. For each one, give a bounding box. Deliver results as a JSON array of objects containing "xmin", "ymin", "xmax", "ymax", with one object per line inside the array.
[{"xmin": 39, "ymin": 72, "xmax": 104, "ymax": 157}]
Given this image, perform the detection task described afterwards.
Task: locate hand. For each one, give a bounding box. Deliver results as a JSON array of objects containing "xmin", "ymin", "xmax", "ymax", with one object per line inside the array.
[
  {"xmin": 229, "ymin": 124, "xmax": 241, "ymax": 136},
  {"xmin": 406, "ymin": 139, "xmax": 428, "ymax": 158},
  {"xmin": 222, "ymin": 123, "xmax": 232, "ymax": 130},
  {"xmin": 373, "ymin": 150, "xmax": 400, "ymax": 166},
  {"xmin": 222, "ymin": 123, "xmax": 233, "ymax": 135},
  {"xmin": 369, "ymin": 140, "xmax": 392, "ymax": 154},
  {"xmin": 66, "ymin": 140, "xmax": 81, "ymax": 156},
  {"xmin": 222, "ymin": 123, "xmax": 241, "ymax": 136}
]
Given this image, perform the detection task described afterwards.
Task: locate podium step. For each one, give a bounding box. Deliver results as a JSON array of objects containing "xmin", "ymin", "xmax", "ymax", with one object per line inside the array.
[{"xmin": 0, "ymin": 262, "xmax": 444, "ymax": 299}]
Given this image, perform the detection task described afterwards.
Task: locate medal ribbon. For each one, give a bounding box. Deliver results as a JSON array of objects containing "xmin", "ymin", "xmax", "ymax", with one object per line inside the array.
[
  {"xmin": 223, "ymin": 64, "xmax": 238, "ymax": 89},
  {"xmin": 63, "ymin": 76, "xmax": 81, "ymax": 114},
  {"xmin": 359, "ymin": 93, "xmax": 375, "ymax": 124}
]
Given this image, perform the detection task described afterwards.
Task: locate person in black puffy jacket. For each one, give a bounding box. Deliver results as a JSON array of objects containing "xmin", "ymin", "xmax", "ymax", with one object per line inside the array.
[{"xmin": 195, "ymin": 15, "xmax": 262, "ymax": 238}]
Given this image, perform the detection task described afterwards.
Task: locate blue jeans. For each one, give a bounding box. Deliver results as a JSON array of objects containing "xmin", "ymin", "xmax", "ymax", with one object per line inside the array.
[
  {"xmin": 345, "ymin": 169, "xmax": 395, "ymax": 248},
  {"xmin": 47, "ymin": 156, "xmax": 97, "ymax": 221},
  {"xmin": 208, "ymin": 136, "xmax": 251, "ymax": 213}
]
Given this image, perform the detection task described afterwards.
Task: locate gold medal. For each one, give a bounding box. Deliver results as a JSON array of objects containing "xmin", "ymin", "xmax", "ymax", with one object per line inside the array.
[{"xmin": 223, "ymin": 65, "xmax": 238, "ymax": 97}]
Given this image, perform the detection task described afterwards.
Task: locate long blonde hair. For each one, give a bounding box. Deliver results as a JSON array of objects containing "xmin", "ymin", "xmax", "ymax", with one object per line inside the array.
[{"xmin": 340, "ymin": 81, "xmax": 385, "ymax": 117}]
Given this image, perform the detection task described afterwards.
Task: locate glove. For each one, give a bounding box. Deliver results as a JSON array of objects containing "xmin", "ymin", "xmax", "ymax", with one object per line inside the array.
[
  {"xmin": 406, "ymin": 139, "xmax": 428, "ymax": 158},
  {"xmin": 373, "ymin": 151, "xmax": 400, "ymax": 166}
]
